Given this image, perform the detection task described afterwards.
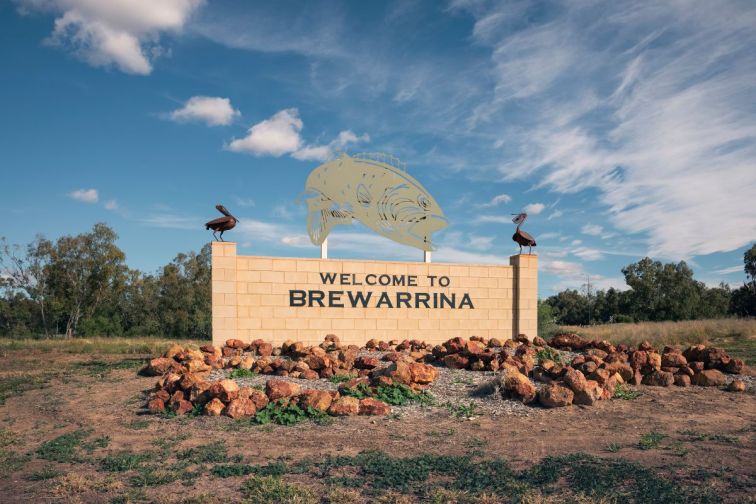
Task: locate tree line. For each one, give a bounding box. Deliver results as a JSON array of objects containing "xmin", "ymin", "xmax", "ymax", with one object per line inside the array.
[
  {"xmin": 1, "ymin": 224, "xmax": 754, "ymax": 338},
  {"xmin": 541, "ymin": 245, "xmax": 756, "ymax": 326},
  {"xmin": 0, "ymin": 223, "xmax": 210, "ymax": 339}
]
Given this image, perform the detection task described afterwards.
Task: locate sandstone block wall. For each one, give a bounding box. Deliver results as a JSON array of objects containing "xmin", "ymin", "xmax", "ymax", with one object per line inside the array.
[{"xmin": 211, "ymin": 242, "xmax": 537, "ymax": 347}]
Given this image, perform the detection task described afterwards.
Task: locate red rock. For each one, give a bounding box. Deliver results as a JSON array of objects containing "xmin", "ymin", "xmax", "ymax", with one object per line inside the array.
[
  {"xmin": 689, "ymin": 361, "xmax": 705, "ymax": 372},
  {"xmin": 638, "ymin": 341, "xmax": 654, "ymax": 351},
  {"xmin": 154, "ymin": 389, "xmax": 171, "ymax": 402},
  {"xmin": 257, "ymin": 342, "xmax": 273, "ymax": 357},
  {"xmin": 604, "ymin": 362, "xmax": 634, "ymax": 382},
  {"xmin": 304, "ymin": 354, "xmax": 326, "ymax": 371},
  {"xmin": 147, "ymin": 398, "xmax": 165, "ymax": 414},
  {"xmin": 163, "ymin": 344, "xmax": 184, "ymax": 359},
  {"xmin": 444, "ymin": 337, "xmax": 467, "ymax": 354},
  {"xmin": 383, "ymin": 361, "xmax": 413, "ymax": 385},
  {"xmin": 630, "ymin": 351, "xmax": 648, "ymax": 370},
  {"xmin": 265, "ymin": 380, "xmax": 301, "ymax": 400},
  {"xmin": 144, "ymin": 357, "xmax": 176, "ymax": 376},
  {"xmin": 465, "ymin": 340, "xmax": 485, "ymax": 354},
  {"xmin": 300, "ymin": 370, "xmax": 320, "ymax": 380},
  {"xmin": 589, "ymin": 369, "xmax": 611, "ymax": 385},
  {"xmin": 549, "ymin": 333, "xmax": 588, "ymax": 350},
  {"xmin": 488, "ymin": 338, "xmax": 503, "ymax": 348},
  {"xmin": 365, "ymin": 339, "xmax": 379, "ymax": 349},
  {"xmin": 533, "ymin": 336, "xmax": 547, "ymax": 347},
  {"xmin": 186, "ymin": 359, "xmax": 211, "ymax": 373},
  {"xmin": 358, "ymin": 398, "xmax": 391, "ymax": 415},
  {"xmin": 382, "ymin": 352, "xmax": 405, "ymax": 363},
  {"xmin": 573, "ymin": 380, "xmax": 602, "ymax": 405},
  {"xmin": 514, "ymin": 333, "xmax": 530, "ymax": 343},
  {"xmin": 501, "ymin": 367, "xmax": 537, "ymax": 403},
  {"xmin": 674, "ymin": 375, "xmax": 691, "ymax": 387},
  {"xmin": 226, "ymin": 338, "xmax": 246, "ymax": 349},
  {"xmin": 200, "ymin": 344, "xmax": 218, "ymax": 354},
  {"xmin": 563, "ymin": 368, "xmax": 588, "ymax": 393},
  {"xmin": 538, "ymin": 384, "xmax": 573, "ymax": 408},
  {"xmin": 204, "ymin": 398, "xmax": 225, "ymax": 416},
  {"xmin": 642, "ymin": 370, "xmax": 674, "ymax": 387},
  {"xmin": 328, "ymin": 396, "xmax": 360, "ymax": 416},
  {"xmin": 441, "ymin": 353, "xmax": 468, "ymax": 370},
  {"xmin": 324, "ymin": 334, "xmax": 340, "ymax": 346},
  {"xmin": 174, "ymin": 399, "xmax": 194, "ymax": 415},
  {"xmin": 248, "ymin": 389, "xmax": 269, "ymax": 410},
  {"xmin": 299, "ymin": 390, "xmax": 333, "ymax": 412},
  {"xmin": 226, "ymin": 398, "xmax": 257, "ymax": 419},
  {"xmin": 586, "ymin": 348, "xmax": 608, "ymax": 360},
  {"xmin": 692, "ymin": 369, "xmax": 726, "ymax": 387},
  {"xmin": 726, "ymin": 380, "xmax": 746, "ymax": 392},
  {"xmin": 724, "ymin": 358, "xmax": 744, "ymax": 374},
  {"xmin": 168, "ymin": 390, "xmax": 185, "ymax": 406},
  {"xmin": 408, "ymin": 362, "xmax": 438, "ymax": 385},
  {"xmin": 647, "ymin": 353, "xmax": 662, "ymax": 371},
  {"xmin": 209, "ymin": 379, "xmax": 239, "ymax": 402},
  {"xmin": 662, "ymin": 353, "xmax": 688, "ymax": 368},
  {"xmin": 571, "ymin": 355, "xmax": 586, "ymax": 367}
]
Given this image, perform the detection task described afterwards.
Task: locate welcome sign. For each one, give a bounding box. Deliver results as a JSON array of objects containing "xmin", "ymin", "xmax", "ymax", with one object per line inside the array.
[
  {"xmin": 289, "ymin": 272, "xmax": 475, "ymax": 309},
  {"xmin": 211, "ymin": 242, "xmax": 537, "ymax": 346}
]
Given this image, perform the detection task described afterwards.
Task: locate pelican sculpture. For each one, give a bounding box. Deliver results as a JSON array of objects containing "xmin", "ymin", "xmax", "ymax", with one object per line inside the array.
[
  {"xmin": 205, "ymin": 204, "xmax": 239, "ymax": 241},
  {"xmin": 512, "ymin": 212, "xmax": 536, "ymax": 254}
]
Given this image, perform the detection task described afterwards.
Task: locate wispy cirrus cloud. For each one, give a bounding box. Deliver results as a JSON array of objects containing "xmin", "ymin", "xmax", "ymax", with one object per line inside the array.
[{"xmin": 460, "ymin": 1, "xmax": 756, "ymax": 260}]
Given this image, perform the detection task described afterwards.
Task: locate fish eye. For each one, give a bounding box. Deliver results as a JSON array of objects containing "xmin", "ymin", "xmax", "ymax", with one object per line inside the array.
[{"xmin": 418, "ymin": 195, "xmax": 430, "ymax": 209}]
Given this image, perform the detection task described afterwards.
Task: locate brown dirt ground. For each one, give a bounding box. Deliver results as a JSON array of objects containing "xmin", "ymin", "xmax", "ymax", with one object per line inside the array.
[{"xmin": 1, "ymin": 349, "xmax": 755, "ymax": 503}]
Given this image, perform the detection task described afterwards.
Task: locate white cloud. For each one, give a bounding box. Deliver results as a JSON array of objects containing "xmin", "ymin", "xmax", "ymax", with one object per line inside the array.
[
  {"xmin": 227, "ymin": 108, "xmax": 303, "ymax": 156},
  {"xmin": 547, "ymin": 209, "xmax": 563, "ymax": 220},
  {"xmin": 478, "ymin": 193, "xmax": 511, "ymax": 208},
  {"xmin": 169, "ymin": 96, "xmax": 240, "ymax": 126},
  {"xmin": 581, "ymin": 224, "xmax": 603, "ymax": 236},
  {"xmin": 68, "ymin": 188, "xmax": 98, "ymax": 203},
  {"xmin": 18, "ymin": 0, "xmax": 204, "ymax": 75},
  {"xmin": 292, "ymin": 129, "xmax": 370, "ymax": 162},
  {"xmin": 571, "ymin": 239, "xmax": 582, "ymax": 246},
  {"xmin": 104, "ymin": 199, "xmax": 118, "ymax": 210},
  {"xmin": 523, "ymin": 202, "xmax": 544, "ymax": 215},
  {"xmin": 227, "ymin": 108, "xmax": 368, "ymax": 160}
]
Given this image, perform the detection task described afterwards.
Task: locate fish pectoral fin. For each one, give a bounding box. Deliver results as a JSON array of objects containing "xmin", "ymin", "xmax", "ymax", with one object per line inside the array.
[
  {"xmin": 356, "ymin": 184, "xmax": 372, "ymax": 207},
  {"xmin": 307, "ymin": 207, "xmax": 352, "ymax": 245}
]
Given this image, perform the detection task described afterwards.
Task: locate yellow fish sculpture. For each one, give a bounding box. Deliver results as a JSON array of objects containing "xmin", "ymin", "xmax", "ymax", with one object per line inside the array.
[{"xmin": 304, "ymin": 153, "xmax": 448, "ymax": 251}]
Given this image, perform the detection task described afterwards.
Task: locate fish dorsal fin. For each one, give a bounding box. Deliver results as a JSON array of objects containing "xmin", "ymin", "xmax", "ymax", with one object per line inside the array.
[{"xmin": 356, "ymin": 184, "xmax": 372, "ymax": 207}]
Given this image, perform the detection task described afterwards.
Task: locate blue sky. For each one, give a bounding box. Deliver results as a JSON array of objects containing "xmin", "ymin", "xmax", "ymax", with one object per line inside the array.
[{"xmin": 1, "ymin": 0, "xmax": 754, "ymax": 296}]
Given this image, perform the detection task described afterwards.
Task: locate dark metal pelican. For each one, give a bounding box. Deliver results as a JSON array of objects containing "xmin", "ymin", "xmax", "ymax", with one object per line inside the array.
[
  {"xmin": 512, "ymin": 212, "xmax": 536, "ymax": 254},
  {"xmin": 205, "ymin": 204, "xmax": 239, "ymax": 241}
]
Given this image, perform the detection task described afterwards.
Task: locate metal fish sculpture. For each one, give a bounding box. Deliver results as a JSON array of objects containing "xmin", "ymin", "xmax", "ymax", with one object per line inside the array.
[{"xmin": 304, "ymin": 153, "xmax": 447, "ymax": 251}]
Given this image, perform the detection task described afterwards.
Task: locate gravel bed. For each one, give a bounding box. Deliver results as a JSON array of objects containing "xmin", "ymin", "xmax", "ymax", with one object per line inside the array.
[{"xmin": 215, "ymin": 347, "xmax": 753, "ymax": 417}]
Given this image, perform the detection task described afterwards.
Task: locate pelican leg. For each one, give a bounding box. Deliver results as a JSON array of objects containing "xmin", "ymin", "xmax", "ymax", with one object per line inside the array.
[
  {"xmin": 212, "ymin": 231, "xmax": 218, "ymax": 241},
  {"xmin": 529, "ymin": 245, "xmax": 532, "ymax": 254},
  {"xmin": 219, "ymin": 230, "xmax": 225, "ymax": 242},
  {"xmin": 519, "ymin": 244, "xmax": 523, "ymax": 254}
]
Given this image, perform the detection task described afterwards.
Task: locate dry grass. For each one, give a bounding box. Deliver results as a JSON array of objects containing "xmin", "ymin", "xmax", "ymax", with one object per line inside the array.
[
  {"xmin": 0, "ymin": 336, "xmax": 205, "ymax": 355},
  {"xmin": 559, "ymin": 318, "xmax": 756, "ymax": 364}
]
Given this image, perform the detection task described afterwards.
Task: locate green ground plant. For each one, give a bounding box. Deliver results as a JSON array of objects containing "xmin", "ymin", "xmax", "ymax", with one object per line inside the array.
[
  {"xmin": 229, "ymin": 368, "xmax": 256, "ymax": 378},
  {"xmin": 613, "ymin": 384, "xmax": 642, "ymax": 400},
  {"xmin": 638, "ymin": 432, "xmax": 667, "ymax": 450},
  {"xmin": 36, "ymin": 429, "xmax": 92, "ymax": 463}
]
